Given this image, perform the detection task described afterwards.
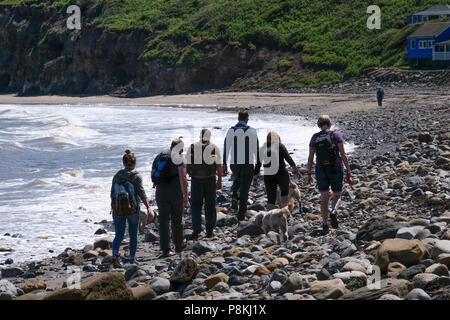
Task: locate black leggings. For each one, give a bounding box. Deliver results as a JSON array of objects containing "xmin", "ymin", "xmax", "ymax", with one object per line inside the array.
[{"xmin": 264, "ymin": 169, "xmax": 289, "ymax": 205}]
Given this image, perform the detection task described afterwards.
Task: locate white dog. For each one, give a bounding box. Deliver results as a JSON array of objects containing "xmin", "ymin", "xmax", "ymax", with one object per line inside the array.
[
  {"xmin": 253, "ymin": 206, "xmax": 290, "ymax": 241},
  {"xmin": 276, "ymin": 180, "xmax": 302, "ymax": 213}
]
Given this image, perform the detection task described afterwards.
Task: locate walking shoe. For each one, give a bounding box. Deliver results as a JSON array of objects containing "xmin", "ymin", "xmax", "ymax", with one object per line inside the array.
[
  {"xmin": 111, "ymin": 253, "xmax": 122, "ymax": 268},
  {"xmin": 231, "ymin": 199, "xmax": 238, "ymax": 211},
  {"xmin": 330, "ymin": 212, "xmax": 339, "ymax": 229},
  {"xmin": 192, "ymin": 230, "xmax": 201, "ymax": 240},
  {"xmin": 322, "ymin": 223, "xmax": 329, "ymax": 235},
  {"xmin": 175, "ymin": 242, "xmax": 186, "ymax": 254},
  {"xmin": 159, "ymin": 250, "xmax": 175, "ymax": 258},
  {"xmin": 125, "ymin": 258, "xmax": 140, "ymax": 265},
  {"xmin": 206, "ymin": 231, "xmax": 214, "ymax": 238}
]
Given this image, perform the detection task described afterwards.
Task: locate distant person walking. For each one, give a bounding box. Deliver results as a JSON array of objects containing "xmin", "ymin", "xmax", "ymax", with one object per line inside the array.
[
  {"xmin": 307, "ymin": 115, "xmax": 352, "ymax": 235},
  {"xmin": 186, "ymin": 129, "xmax": 222, "ymax": 239},
  {"xmin": 152, "ymin": 138, "xmax": 188, "ymax": 257},
  {"xmin": 377, "ymin": 88, "xmax": 384, "ymax": 107},
  {"xmin": 110, "ymin": 150, "xmax": 154, "ymax": 265},
  {"xmin": 223, "ymin": 110, "xmax": 260, "ymax": 221},
  {"xmin": 253, "ymin": 131, "xmax": 302, "ymax": 210}
]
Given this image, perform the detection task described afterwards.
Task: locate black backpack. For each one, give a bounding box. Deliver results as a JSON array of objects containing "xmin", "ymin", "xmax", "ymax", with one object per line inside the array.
[
  {"xmin": 314, "ymin": 131, "xmax": 338, "ymax": 167},
  {"xmin": 187, "ymin": 142, "xmax": 217, "ymax": 178},
  {"xmin": 151, "ymin": 153, "xmax": 172, "ymax": 186}
]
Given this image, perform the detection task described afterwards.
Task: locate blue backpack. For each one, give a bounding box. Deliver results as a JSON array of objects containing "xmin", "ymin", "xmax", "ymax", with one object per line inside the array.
[
  {"xmin": 151, "ymin": 153, "xmax": 172, "ymax": 186},
  {"xmin": 111, "ymin": 174, "xmax": 138, "ymax": 216}
]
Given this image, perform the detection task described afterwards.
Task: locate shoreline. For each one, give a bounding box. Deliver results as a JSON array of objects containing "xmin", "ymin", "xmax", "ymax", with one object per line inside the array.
[{"xmin": 0, "ymin": 89, "xmax": 449, "ymax": 300}]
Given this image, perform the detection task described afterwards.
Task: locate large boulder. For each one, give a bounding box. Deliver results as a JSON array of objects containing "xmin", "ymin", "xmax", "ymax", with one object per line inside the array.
[
  {"xmin": 340, "ymin": 279, "xmax": 413, "ymax": 300},
  {"xmin": 310, "ymin": 279, "xmax": 347, "ymax": 300},
  {"xmin": 93, "ymin": 236, "xmax": 114, "ymax": 250},
  {"xmin": 375, "ymin": 239, "xmax": 428, "ymax": 271},
  {"xmin": 356, "ymin": 218, "xmax": 404, "ymax": 243},
  {"xmin": 44, "ymin": 272, "xmax": 133, "ymax": 300},
  {"xmin": 170, "ymin": 256, "xmax": 198, "ymax": 284}
]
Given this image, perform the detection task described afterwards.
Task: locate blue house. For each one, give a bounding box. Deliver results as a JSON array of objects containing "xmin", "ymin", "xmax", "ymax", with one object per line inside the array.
[
  {"xmin": 407, "ymin": 22, "xmax": 450, "ymax": 67},
  {"xmin": 407, "ymin": 4, "xmax": 450, "ymax": 24}
]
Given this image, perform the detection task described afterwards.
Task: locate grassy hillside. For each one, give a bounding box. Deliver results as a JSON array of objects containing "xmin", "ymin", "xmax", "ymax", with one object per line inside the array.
[{"xmin": 0, "ymin": 0, "xmax": 447, "ymax": 87}]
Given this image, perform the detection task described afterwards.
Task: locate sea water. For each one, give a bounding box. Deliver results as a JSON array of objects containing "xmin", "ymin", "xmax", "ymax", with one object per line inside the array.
[{"xmin": 0, "ymin": 104, "xmax": 353, "ymax": 263}]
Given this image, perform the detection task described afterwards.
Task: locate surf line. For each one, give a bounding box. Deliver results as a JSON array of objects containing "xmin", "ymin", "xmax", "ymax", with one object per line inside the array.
[{"xmin": 184, "ymin": 304, "xmax": 219, "ymax": 317}]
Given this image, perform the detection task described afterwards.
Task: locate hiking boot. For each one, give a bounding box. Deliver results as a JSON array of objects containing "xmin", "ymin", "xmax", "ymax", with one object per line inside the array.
[
  {"xmin": 111, "ymin": 254, "xmax": 122, "ymax": 268},
  {"xmin": 231, "ymin": 199, "xmax": 238, "ymax": 211},
  {"xmin": 159, "ymin": 250, "xmax": 175, "ymax": 258},
  {"xmin": 126, "ymin": 258, "xmax": 140, "ymax": 265},
  {"xmin": 330, "ymin": 213, "xmax": 339, "ymax": 229},
  {"xmin": 322, "ymin": 223, "xmax": 329, "ymax": 235},
  {"xmin": 192, "ymin": 229, "xmax": 201, "ymax": 240}
]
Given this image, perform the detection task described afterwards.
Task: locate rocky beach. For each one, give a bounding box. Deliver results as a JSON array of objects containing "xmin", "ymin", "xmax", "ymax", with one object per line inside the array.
[{"xmin": 0, "ymin": 85, "xmax": 449, "ymax": 301}]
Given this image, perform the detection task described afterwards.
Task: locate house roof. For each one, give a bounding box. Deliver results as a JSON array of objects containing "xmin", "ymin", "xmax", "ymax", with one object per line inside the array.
[
  {"xmin": 414, "ymin": 4, "xmax": 450, "ymax": 16},
  {"xmin": 436, "ymin": 39, "xmax": 450, "ymax": 45},
  {"xmin": 407, "ymin": 22, "xmax": 450, "ymax": 38}
]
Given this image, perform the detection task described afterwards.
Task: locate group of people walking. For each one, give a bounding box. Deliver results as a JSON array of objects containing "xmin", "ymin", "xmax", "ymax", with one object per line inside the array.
[{"xmin": 109, "ymin": 110, "xmax": 352, "ymax": 265}]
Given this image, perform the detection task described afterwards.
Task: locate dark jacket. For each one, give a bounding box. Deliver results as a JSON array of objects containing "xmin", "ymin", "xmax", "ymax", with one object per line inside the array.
[{"xmin": 254, "ymin": 142, "xmax": 296, "ymax": 176}]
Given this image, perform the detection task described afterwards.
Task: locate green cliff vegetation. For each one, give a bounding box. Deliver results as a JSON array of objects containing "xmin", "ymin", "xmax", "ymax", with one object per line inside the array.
[{"xmin": 1, "ymin": 0, "xmax": 446, "ymax": 87}]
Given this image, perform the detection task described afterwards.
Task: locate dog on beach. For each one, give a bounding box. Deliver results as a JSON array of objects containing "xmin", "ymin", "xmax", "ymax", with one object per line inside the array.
[
  {"xmin": 253, "ymin": 206, "xmax": 290, "ymax": 241},
  {"xmin": 276, "ymin": 180, "xmax": 302, "ymax": 213},
  {"xmin": 139, "ymin": 211, "xmax": 158, "ymax": 234}
]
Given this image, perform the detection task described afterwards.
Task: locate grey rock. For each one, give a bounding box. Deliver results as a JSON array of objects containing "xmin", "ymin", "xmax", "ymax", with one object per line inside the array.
[
  {"xmin": 1, "ymin": 267, "xmax": 24, "ymax": 278},
  {"xmin": 270, "ymin": 269, "xmax": 288, "ymax": 283},
  {"xmin": 0, "ymin": 292, "xmax": 14, "ymax": 300},
  {"xmin": 211, "ymin": 281, "xmax": 229, "ymax": 293},
  {"xmin": 355, "ymin": 218, "xmax": 404, "ymax": 242},
  {"xmin": 152, "ymin": 291, "xmax": 180, "ymax": 300},
  {"xmin": 149, "ymin": 277, "xmax": 171, "ymax": 295},
  {"xmin": 288, "ymin": 223, "xmax": 307, "ymax": 239},
  {"xmin": 0, "ymin": 279, "xmax": 18, "ymax": 296},
  {"xmin": 228, "ymin": 275, "xmax": 245, "ymax": 286},
  {"xmin": 316, "ymin": 268, "xmax": 330, "ymax": 281},
  {"xmin": 144, "ymin": 230, "xmax": 159, "ymax": 242},
  {"xmin": 279, "ymin": 273, "xmax": 306, "ymax": 294},
  {"xmin": 398, "ymin": 264, "xmax": 426, "ymax": 280},
  {"xmin": 192, "ymin": 241, "xmax": 223, "ymax": 256},
  {"xmin": 405, "ymin": 288, "xmax": 431, "ymax": 300},
  {"xmin": 267, "ymin": 281, "xmax": 282, "ymax": 294},
  {"xmin": 237, "ymin": 222, "xmax": 265, "ymax": 238},
  {"xmin": 378, "ymin": 294, "xmax": 402, "ymax": 300},
  {"xmin": 412, "ymin": 273, "xmax": 439, "ymax": 289}
]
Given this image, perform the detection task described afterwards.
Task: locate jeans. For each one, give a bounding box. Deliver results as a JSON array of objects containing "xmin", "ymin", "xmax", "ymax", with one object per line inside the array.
[
  {"xmin": 191, "ymin": 177, "xmax": 216, "ymax": 234},
  {"xmin": 156, "ymin": 185, "xmax": 184, "ymax": 252},
  {"xmin": 112, "ymin": 213, "xmax": 139, "ymax": 257},
  {"xmin": 264, "ymin": 168, "xmax": 289, "ymax": 205},
  {"xmin": 230, "ymin": 164, "xmax": 254, "ymax": 220}
]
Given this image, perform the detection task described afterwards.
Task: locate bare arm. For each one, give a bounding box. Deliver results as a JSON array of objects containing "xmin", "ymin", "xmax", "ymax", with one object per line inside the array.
[
  {"xmin": 337, "ymin": 143, "xmax": 351, "ymax": 173},
  {"xmin": 178, "ymin": 166, "xmax": 188, "ymax": 205},
  {"xmin": 307, "ymin": 147, "xmax": 315, "ymax": 176}
]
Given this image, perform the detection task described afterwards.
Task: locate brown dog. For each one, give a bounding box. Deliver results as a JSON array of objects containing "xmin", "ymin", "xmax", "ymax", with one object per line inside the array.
[
  {"xmin": 254, "ymin": 206, "xmax": 290, "ymax": 241},
  {"xmin": 276, "ymin": 180, "xmax": 302, "ymax": 213},
  {"xmin": 139, "ymin": 211, "xmax": 158, "ymax": 234}
]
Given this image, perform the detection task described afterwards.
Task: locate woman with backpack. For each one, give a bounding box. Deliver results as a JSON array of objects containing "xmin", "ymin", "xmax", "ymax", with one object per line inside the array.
[
  {"xmin": 307, "ymin": 115, "xmax": 352, "ymax": 234},
  {"xmin": 110, "ymin": 149, "xmax": 154, "ymax": 265},
  {"xmin": 151, "ymin": 138, "xmax": 188, "ymax": 257},
  {"xmin": 253, "ymin": 131, "xmax": 302, "ymax": 210}
]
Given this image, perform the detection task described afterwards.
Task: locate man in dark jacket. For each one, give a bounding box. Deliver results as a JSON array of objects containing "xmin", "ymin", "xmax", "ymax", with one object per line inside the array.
[
  {"xmin": 377, "ymin": 88, "xmax": 384, "ymax": 107},
  {"xmin": 186, "ymin": 129, "xmax": 222, "ymax": 239},
  {"xmin": 223, "ymin": 110, "xmax": 259, "ymax": 221}
]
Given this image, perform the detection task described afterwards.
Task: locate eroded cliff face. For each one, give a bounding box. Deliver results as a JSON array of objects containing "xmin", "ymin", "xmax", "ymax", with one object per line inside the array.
[{"xmin": 0, "ymin": 5, "xmax": 291, "ymax": 96}]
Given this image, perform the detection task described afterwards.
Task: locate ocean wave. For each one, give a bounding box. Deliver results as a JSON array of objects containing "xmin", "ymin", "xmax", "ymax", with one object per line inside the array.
[
  {"xmin": 24, "ymin": 136, "xmax": 80, "ymax": 149},
  {"xmin": 0, "ymin": 141, "xmax": 24, "ymax": 149}
]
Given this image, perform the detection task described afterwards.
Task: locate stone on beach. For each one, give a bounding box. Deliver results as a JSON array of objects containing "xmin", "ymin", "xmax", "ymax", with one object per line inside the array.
[{"xmin": 375, "ymin": 238, "xmax": 428, "ymax": 271}]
